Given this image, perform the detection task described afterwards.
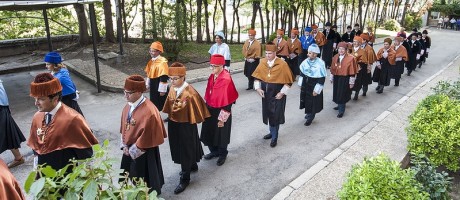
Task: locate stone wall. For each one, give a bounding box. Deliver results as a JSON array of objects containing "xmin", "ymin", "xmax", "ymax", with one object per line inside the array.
[{"xmin": 0, "ymin": 35, "xmax": 79, "ymax": 57}]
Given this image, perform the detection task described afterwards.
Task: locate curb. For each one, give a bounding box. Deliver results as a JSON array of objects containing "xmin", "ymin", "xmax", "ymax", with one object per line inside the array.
[
  {"xmin": 272, "ymin": 53, "xmax": 460, "ymax": 200},
  {"xmin": 0, "ymin": 62, "xmax": 44, "ymax": 75}
]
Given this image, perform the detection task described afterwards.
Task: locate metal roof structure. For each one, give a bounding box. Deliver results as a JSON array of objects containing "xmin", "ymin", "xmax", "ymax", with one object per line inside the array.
[
  {"xmin": 0, "ymin": 0, "xmax": 104, "ymax": 92},
  {"xmin": 0, "ymin": 0, "xmax": 101, "ymax": 11}
]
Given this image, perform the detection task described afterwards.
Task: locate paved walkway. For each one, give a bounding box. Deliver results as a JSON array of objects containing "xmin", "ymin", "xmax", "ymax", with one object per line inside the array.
[{"xmin": 274, "ymin": 53, "xmax": 460, "ymax": 200}]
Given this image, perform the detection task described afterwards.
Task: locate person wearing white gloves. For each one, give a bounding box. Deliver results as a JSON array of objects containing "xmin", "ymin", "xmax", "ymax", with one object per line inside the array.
[
  {"xmin": 298, "ymin": 44, "xmax": 327, "ymax": 126},
  {"xmin": 330, "ymin": 42, "xmax": 358, "ymax": 118},
  {"xmin": 372, "ymin": 38, "xmax": 396, "ymax": 94},
  {"xmin": 406, "ymin": 34, "xmax": 422, "ymax": 76},
  {"xmin": 119, "ymin": 75, "xmax": 167, "ymax": 195}
]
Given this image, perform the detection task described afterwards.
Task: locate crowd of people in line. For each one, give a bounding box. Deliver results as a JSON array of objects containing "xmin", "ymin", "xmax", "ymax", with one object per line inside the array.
[
  {"xmin": 0, "ymin": 21, "xmax": 434, "ymax": 198},
  {"xmin": 437, "ymin": 16, "xmax": 460, "ymax": 30}
]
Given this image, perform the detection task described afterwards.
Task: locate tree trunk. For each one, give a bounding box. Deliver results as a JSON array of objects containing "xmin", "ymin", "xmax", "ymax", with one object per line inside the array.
[
  {"xmin": 189, "ymin": 0, "xmax": 193, "ymax": 42},
  {"xmin": 204, "ymin": 0, "xmax": 211, "ymax": 42},
  {"xmin": 150, "ymin": 0, "xmax": 158, "ymax": 39},
  {"xmin": 121, "ymin": 0, "xmax": 129, "ymax": 41},
  {"xmin": 275, "ymin": 1, "xmax": 279, "ymax": 30},
  {"xmin": 258, "ymin": 3, "xmax": 265, "ymax": 43},
  {"xmin": 236, "ymin": 0, "xmax": 241, "ymax": 43},
  {"xmin": 160, "ymin": 0, "xmax": 165, "ymax": 39},
  {"xmin": 363, "ymin": 0, "xmax": 371, "ymax": 28},
  {"xmin": 181, "ymin": 0, "xmax": 188, "ymax": 42},
  {"xmin": 265, "ymin": 0, "xmax": 270, "ymax": 41},
  {"xmin": 103, "ymin": 0, "xmax": 115, "ymax": 43},
  {"xmin": 400, "ymin": 0, "xmax": 410, "ymax": 26},
  {"xmin": 221, "ymin": 0, "xmax": 227, "ymax": 38},
  {"xmin": 196, "ymin": 0, "xmax": 203, "ymax": 42},
  {"xmin": 251, "ymin": 0, "xmax": 259, "ymax": 29},
  {"xmin": 375, "ymin": 0, "xmax": 381, "ymax": 26},
  {"xmin": 141, "ymin": 0, "xmax": 146, "ymax": 43},
  {"xmin": 212, "ymin": 0, "xmax": 218, "ymax": 35},
  {"xmin": 74, "ymin": 4, "xmax": 90, "ymax": 45},
  {"xmin": 302, "ymin": 2, "xmax": 307, "ymax": 28},
  {"xmin": 358, "ymin": 0, "xmax": 364, "ymax": 27},
  {"xmin": 230, "ymin": 0, "xmax": 236, "ymax": 43},
  {"xmin": 351, "ymin": 0, "xmax": 355, "ymax": 25}
]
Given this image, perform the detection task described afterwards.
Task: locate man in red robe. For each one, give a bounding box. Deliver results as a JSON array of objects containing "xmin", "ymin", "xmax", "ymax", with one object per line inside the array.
[
  {"xmin": 0, "ymin": 159, "xmax": 25, "ymax": 200},
  {"xmin": 201, "ymin": 54, "xmax": 238, "ymax": 166}
]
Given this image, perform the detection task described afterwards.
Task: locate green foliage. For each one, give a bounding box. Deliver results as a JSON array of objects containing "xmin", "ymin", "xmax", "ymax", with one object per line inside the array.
[
  {"xmin": 24, "ymin": 140, "xmax": 161, "ymax": 200},
  {"xmin": 338, "ymin": 153, "xmax": 429, "ymax": 200},
  {"xmin": 267, "ymin": 32, "xmax": 289, "ymax": 44},
  {"xmin": 411, "ymin": 154, "xmax": 453, "ymax": 200},
  {"xmin": 407, "ymin": 94, "xmax": 460, "ymax": 171},
  {"xmin": 404, "ymin": 13, "xmax": 423, "ymax": 30},
  {"xmin": 0, "ymin": 7, "xmax": 79, "ymax": 40},
  {"xmin": 430, "ymin": 2, "xmax": 460, "ymax": 16},
  {"xmin": 383, "ymin": 19, "xmax": 401, "ymax": 31},
  {"xmin": 158, "ymin": 39, "xmax": 181, "ymax": 61},
  {"xmin": 432, "ymin": 80, "xmax": 460, "ymax": 100}
]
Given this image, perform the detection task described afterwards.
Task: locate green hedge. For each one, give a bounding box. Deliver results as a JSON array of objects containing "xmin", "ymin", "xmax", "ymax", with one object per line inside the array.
[
  {"xmin": 338, "ymin": 154, "xmax": 429, "ymax": 199},
  {"xmin": 407, "ymin": 94, "xmax": 460, "ymax": 171}
]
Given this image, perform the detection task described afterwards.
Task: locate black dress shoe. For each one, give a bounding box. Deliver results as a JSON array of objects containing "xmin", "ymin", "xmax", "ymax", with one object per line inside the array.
[
  {"xmin": 376, "ymin": 89, "xmax": 383, "ymax": 94},
  {"xmin": 375, "ymin": 86, "xmax": 381, "ymax": 91},
  {"xmin": 216, "ymin": 157, "xmax": 226, "ymax": 166},
  {"xmin": 270, "ymin": 140, "xmax": 277, "ymax": 147},
  {"xmin": 304, "ymin": 120, "xmax": 312, "ymax": 126},
  {"xmin": 163, "ymin": 117, "xmax": 169, "ymax": 122},
  {"xmin": 337, "ymin": 113, "xmax": 344, "ymax": 118},
  {"xmin": 191, "ymin": 163, "xmax": 198, "ymax": 172},
  {"xmin": 263, "ymin": 134, "xmax": 272, "ymax": 140},
  {"xmin": 174, "ymin": 182, "xmax": 189, "ymax": 194},
  {"xmin": 246, "ymin": 87, "xmax": 253, "ymax": 90},
  {"xmin": 333, "ymin": 106, "xmax": 339, "ymax": 110},
  {"xmin": 362, "ymin": 92, "xmax": 367, "ymax": 96},
  {"xmin": 204, "ymin": 153, "xmax": 218, "ymax": 160}
]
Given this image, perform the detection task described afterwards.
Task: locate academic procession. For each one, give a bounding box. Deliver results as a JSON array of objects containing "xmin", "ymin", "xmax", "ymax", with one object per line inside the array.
[{"xmin": 1, "ymin": 21, "xmax": 437, "ymax": 198}]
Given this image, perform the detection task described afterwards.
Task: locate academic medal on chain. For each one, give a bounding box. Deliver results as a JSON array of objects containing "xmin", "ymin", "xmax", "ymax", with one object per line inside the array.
[{"xmin": 37, "ymin": 128, "xmax": 45, "ymax": 141}]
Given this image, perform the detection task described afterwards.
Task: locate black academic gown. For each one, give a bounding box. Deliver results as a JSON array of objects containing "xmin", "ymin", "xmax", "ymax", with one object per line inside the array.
[
  {"xmin": 372, "ymin": 57, "xmax": 392, "ymax": 86},
  {"xmin": 406, "ymin": 40, "xmax": 421, "ymax": 71},
  {"xmin": 149, "ymin": 75, "xmax": 169, "ymax": 110},
  {"xmin": 322, "ymin": 29, "xmax": 337, "ymax": 67},
  {"xmin": 168, "ymin": 121, "xmax": 203, "ymax": 171},
  {"xmin": 200, "ymin": 104, "xmax": 233, "ymax": 146},
  {"xmin": 333, "ymin": 76, "xmax": 352, "ymax": 104},
  {"xmin": 299, "ymin": 75, "xmax": 325, "ymax": 114},
  {"xmin": 260, "ymin": 82, "xmax": 287, "ymax": 126}
]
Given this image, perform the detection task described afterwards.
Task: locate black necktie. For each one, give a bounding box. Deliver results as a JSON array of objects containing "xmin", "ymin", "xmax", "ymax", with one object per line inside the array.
[{"xmin": 45, "ymin": 113, "xmax": 52, "ymax": 125}]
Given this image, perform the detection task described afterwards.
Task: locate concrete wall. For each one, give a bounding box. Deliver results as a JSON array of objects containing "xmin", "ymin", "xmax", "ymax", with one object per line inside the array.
[{"xmin": 0, "ymin": 35, "xmax": 79, "ymax": 58}]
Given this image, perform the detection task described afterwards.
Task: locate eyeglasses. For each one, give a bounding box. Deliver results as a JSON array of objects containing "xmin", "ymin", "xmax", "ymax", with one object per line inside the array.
[
  {"xmin": 123, "ymin": 90, "xmax": 135, "ymax": 96},
  {"xmin": 149, "ymin": 49, "xmax": 159, "ymax": 53},
  {"xmin": 169, "ymin": 77, "xmax": 182, "ymax": 81},
  {"xmin": 209, "ymin": 65, "xmax": 222, "ymax": 69}
]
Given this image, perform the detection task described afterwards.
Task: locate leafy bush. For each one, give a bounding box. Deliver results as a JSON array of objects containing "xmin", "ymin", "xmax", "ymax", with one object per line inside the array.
[
  {"xmin": 411, "ymin": 154, "xmax": 453, "ymax": 200},
  {"xmin": 24, "ymin": 140, "xmax": 161, "ymax": 200},
  {"xmin": 268, "ymin": 32, "xmax": 289, "ymax": 44},
  {"xmin": 404, "ymin": 13, "xmax": 423, "ymax": 31},
  {"xmin": 432, "ymin": 80, "xmax": 460, "ymax": 100},
  {"xmin": 338, "ymin": 153, "xmax": 429, "ymax": 199},
  {"xmin": 383, "ymin": 19, "xmax": 401, "ymax": 31},
  {"xmin": 407, "ymin": 94, "xmax": 460, "ymax": 171},
  {"xmin": 158, "ymin": 39, "xmax": 181, "ymax": 61}
]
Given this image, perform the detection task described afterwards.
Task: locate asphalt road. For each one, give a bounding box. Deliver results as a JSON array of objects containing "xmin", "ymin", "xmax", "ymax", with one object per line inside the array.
[{"xmin": 1, "ymin": 28, "xmax": 459, "ymax": 200}]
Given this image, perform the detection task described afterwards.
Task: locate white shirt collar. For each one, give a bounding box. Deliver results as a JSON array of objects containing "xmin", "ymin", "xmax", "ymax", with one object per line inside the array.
[
  {"xmin": 353, "ymin": 47, "xmax": 359, "ymax": 51},
  {"xmin": 151, "ymin": 55, "xmax": 159, "ymax": 61},
  {"xmin": 174, "ymin": 82, "xmax": 189, "ymax": 97},
  {"xmin": 128, "ymin": 95, "xmax": 145, "ymax": 107},
  {"xmin": 267, "ymin": 58, "xmax": 276, "ymax": 67},
  {"xmin": 47, "ymin": 101, "xmax": 62, "ymax": 116}
]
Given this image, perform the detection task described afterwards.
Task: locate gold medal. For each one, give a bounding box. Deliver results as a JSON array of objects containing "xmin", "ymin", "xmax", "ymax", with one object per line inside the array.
[
  {"xmin": 37, "ymin": 128, "xmax": 44, "ymax": 141},
  {"xmin": 125, "ymin": 123, "xmax": 130, "ymax": 131},
  {"xmin": 130, "ymin": 118, "xmax": 136, "ymax": 126},
  {"xmin": 354, "ymin": 52, "xmax": 358, "ymax": 57}
]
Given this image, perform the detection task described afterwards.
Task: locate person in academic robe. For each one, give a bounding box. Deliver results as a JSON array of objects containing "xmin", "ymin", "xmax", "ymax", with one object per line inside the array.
[
  {"xmin": 391, "ymin": 36, "xmax": 409, "ymax": 86},
  {"xmin": 287, "ymin": 28, "xmax": 302, "ymax": 76},
  {"xmin": 28, "ymin": 73, "xmax": 98, "ymax": 173},
  {"xmin": 416, "ymin": 32, "xmax": 426, "ymax": 69},
  {"xmin": 273, "ymin": 29, "xmax": 289, "ymax": 60},
  {"xmin": 312, "ymin": 24, "xmax": 327, "ymax": 58},
  {"xmin": 162, "ymin": 62, "xmax": 211, "ymax": 194},
  {"xmin": 358, "ymin": 34, "xmax": 377, "ymax": 96},
  {"xmin": 144, "ymin": 41, "xmax": 169, "ymax": 121},
  {"xmin": 322, "ymin": 22, "xmax": 337, "ymax": 69},
  {"xmin": 421, "ymin": 30, "xmax": 431, "ymax": 62},
  {"xmin": 365, "ymin": 26, "xmax": 376, "ymax": 47},
  {"xmin": 330, "ymin": 42, "xmax": 358, "ymax": 118},
  {"xmin": 243, "ymin": 29, "xmax": 262, "ymax": 90},
  {"xmin": 299, "ymin": 27, "xmax": 316, "ymax": 64},
  {"xmin": 252, "ymin": 43, "xmax": 294, "ymax": 148},
  {"xmin": 201, "ymin": 54, "xmax": 239, "ymax": 166},
  {"xmin": 332, "ymin": 25, "xmax": 342, "ymax": 56},
  {"xmin": 372, "ymin": 38, "xmax": 396, "ymax": 94},
  {"xmin": 406, "ymin": 34, "xmax": 422, "ymax": 76},
  {"xmin": 351, "ymin": 23, "xmax": 362, "ymax": 36},
  {"xmin": 350, "ymin": 36, "xmax": 368, "ymax": 100},
  {"xmin": 209, "ymin": 32, "xmax": 231, "ymax": 70},
  {"xmin": 298, "ymin": 44, "xmax": 327, "ymax": 126},
  {"xmin": 341, "ymin": 25, "xmax": 355, "ymax": 43},
  {"xmin": 44, "ymin": 52, "xmax": 84, "ymax": 116},
  {"xmin": 0, "ymin": 159, "xmax": 25, "ymax": 200},
  {"xmin": 119, "ymin": 75, "xmax": 167, "ymax": 195},
  {"xmin": 0, "ymin": 80, "xmax": 26, "ymax": 168}
]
